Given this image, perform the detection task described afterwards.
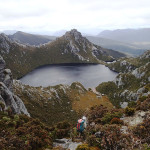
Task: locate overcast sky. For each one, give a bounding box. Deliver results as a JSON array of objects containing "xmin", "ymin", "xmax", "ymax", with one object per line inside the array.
[{"xmin": 0, "ymin": 0, "xmax": 150, "ymax": 35}]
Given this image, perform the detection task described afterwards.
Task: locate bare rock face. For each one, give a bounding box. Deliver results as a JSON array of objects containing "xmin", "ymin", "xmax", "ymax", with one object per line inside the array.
[
  {"xmin": 0, "ymin": 56, "xmax": 13, "ymax": 91},
  {"xmin": 0, "ymin": 33, "xmax": 11, "ymax": 53},
  {"xmin": 0, "ymin": 55, "xmax": 30, "ymax": 116},
  {"xmin": 0, "ymin": 55, "xmax": 6, "ymax": 80}
]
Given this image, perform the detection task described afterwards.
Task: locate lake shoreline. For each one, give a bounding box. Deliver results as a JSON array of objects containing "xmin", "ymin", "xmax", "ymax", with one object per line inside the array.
[
  {"xmin": 20, "ymin": 63, "xmax": 118, "ymax": 88},
  {"xmin": 18, "ymin": 63, "xmax": 100, "ymax": 80}
]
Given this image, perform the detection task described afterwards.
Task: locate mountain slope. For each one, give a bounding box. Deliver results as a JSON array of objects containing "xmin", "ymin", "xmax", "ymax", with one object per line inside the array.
[
  {"xmin": 0, "ymin": 29, "xmax": 125, "ymax": 78},
  {"xmin": 96, "ymin": 50, "xmax": 150, "ymax": 107},
  {"xmin": 9, "ymin": 31, "xmax": 56, "ymax": 46},
  {"xmin": 13, "ymin": 81, "xmax": 113, "ymax": 126},
  {"xmin": 86, "ymin": 36, "xmax": 146, "ymax": 56}
]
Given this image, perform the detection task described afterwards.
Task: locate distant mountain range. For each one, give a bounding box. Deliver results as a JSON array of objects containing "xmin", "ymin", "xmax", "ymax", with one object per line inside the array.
[
  {"xmin": 1, "ymin": 30, "xmax": 18, "ymax": 35},
  {"xmin": 4, "ymin": 28, "xmax": 150, "ymax": 56},
  {"xmin": 8, "ymin": 31, "xmax": 56, "ymax": 46},
  {"xmin": 86, "ymin": 36, "xmax": 145, "ymax": 56},
  {"xmin": 0, "ymin": 29, "xmax": 125, "ymax": 78},
  {"xmin": 97, "ymin": 28, "xmax": 150, "ymax": 50}
]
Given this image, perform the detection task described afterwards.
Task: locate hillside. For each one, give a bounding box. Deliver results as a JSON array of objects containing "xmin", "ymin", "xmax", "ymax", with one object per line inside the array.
[
  {"xmin": 86, "ymin": 36, "xmax": 146, "ymax": 56},
  {"xmin": 13, "ymin": 81, "xmax": 113, "ymax": 126},
  {"xmin": 96, "ymin": 50, "xmax": 150, "ymax": 107},
  {"xmin": 98, "ymin": 28, "xmax": 150, "ymax": 49},
  {"xmin": 0, "ymin": 29, "xmax": 125, "ymax": 79},
  {"xmin": 9, "ymin": 31, "xmax": 56, "ymax": 46}
]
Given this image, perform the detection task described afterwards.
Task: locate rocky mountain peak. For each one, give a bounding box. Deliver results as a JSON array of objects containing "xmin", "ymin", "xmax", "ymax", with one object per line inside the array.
[
  {"xmin": 67, "ymin": 29, "xmax": 82, "ymax": 38},
  {"xmin": 64, "ymin": 29, "xmax": 87, "ymax": 43},
  {"xmin": 65, "ymin": 29, "xmax": 81, "ymax": 36}
]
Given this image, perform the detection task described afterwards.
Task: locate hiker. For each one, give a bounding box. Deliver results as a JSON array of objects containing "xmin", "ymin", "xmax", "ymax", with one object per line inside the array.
[{"xmin": 77, "ymin": 118, "xmax": 85, "ymax": 137}]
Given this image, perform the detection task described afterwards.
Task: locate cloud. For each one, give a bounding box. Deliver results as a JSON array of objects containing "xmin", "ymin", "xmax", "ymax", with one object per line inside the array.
[{"xmin": 0, "ymin": 0, "xmax": 150, "ymax": 34}]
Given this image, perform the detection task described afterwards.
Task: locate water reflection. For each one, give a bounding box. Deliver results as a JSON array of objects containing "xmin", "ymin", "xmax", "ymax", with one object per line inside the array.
[{"xmin": 20, "ymin": 64, "xmax": 118, "ymax": 88}]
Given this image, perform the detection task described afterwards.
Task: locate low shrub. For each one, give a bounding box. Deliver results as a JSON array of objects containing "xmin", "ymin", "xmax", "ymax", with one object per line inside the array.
[
  {"xmin": 125, "ymin": 107, "xmax": 135, "ymax": 116},
  {"xmin": 132, "ymin": 116, "xmax": 150, "ymax": 144},
  {"xmin": 89, "ymin": 147, "xmax": 101, "ymax": 150},
  {"xmin": 87, "ymin": 124, "xmax": 133, "ymax": 149},
  {"xmin": 76, "ymin": 144, "xmax": 90, "ymax": 150},
  {"xmin": 55, "ymin": 128, "xmax": 70, "ymax": 139},
  {"xmin": 14, "ymin": 114, "xmax": 19, "ymax": 121},
  {"xmin": 139, "ymin": 96, "xmax": 147, "ymax": 102},
  {"xmin": 7, "ymin": 120, "xmax": 16, "ymax": 128},
  {"xmin": 49, "ymin": 121, "xmax": 71, "ymax": 139},
  {"xmin": 128, "ymin": 101, "xmax": 137, "ymax": 108},
  {"xmin": 101, "ymin": 111, "xmax": 122, "ymax": 124},
  {"xmin": 136, "ymin": 95, "xmax": 150, "ymax": 111},
  {"xmin": 0, "ymin": 112, "xmax": 53, "ymax": 150},
  {"xmin": 6, "ymin": 107, "xmax": 13, "ymax": 116},
  {"xmin": 86, "ymin": 105, "xmax": 108, "ymax": 124},
  {"xmin": 2, "ymin": 116, "xmax": 11, "ymax": 121},
  {"xmin": 87, "ymin": 135, "xmax": 101, "ymax": 148},
  {"xmin": 56, "ymin": 120, "xmax": 70, "ymax": 129},
  {"xmin": 110, "ymin": 118, "xmax": 123, "ymax": 125}
]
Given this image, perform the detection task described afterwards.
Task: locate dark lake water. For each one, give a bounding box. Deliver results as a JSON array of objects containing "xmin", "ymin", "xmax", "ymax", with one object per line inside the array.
[{"xmin": 20, "ymin": 64, "xmax": 118, "ymax": 88}]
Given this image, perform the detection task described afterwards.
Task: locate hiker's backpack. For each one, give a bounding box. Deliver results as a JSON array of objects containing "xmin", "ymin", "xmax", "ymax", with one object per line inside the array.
[
  {"xmin": 77, "ymin": 122, "xmax": 81, "ymax": 131},
  {"xmin": 77, "ymin": 119, "xmax": 84, "ymax": 132}
]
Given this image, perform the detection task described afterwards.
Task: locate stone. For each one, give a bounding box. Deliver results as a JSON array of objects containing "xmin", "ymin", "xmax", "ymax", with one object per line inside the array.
[
  {"xmin": 0, "ymin": 82, "xmax": 30, "ymax": 116},
  {"xmin": 0, "ymin": 55, "xmax": 30, "ymax": 116}
]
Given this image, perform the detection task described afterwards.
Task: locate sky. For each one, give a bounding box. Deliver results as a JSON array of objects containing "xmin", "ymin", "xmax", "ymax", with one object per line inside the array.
[{"xmin": 0, "ymin": 0, "xmax": 150, "ymax": 35}]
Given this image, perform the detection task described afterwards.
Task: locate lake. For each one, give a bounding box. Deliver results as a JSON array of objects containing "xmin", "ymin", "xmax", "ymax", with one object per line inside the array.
[{"xmin": 20, "ymin": 64, "xmax": 118, "ymax": 88}]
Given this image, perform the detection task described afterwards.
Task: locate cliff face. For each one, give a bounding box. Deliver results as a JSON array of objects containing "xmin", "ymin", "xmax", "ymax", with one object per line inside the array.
[{"xmin": 0, "ymin": 55, "xmax": 29, "ymax": 116}]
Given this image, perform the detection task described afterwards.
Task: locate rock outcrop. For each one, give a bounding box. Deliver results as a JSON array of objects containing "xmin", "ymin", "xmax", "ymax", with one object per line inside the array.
[{"xmin": 0, "ymin": 55, "xmax": 29, "ymax": 116}]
